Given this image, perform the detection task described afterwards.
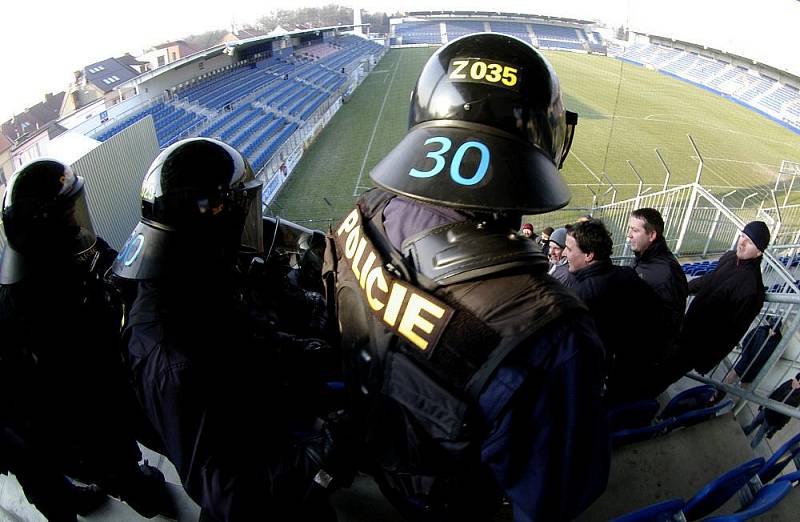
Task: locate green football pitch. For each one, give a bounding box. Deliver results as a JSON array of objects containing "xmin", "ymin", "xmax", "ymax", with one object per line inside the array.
[{"xmin": 270, "ymin": 47, "xmax": 800, "ymax": 228}]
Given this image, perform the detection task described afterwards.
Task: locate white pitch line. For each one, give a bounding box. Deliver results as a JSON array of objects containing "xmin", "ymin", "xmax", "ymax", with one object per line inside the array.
[
  {"xmin": 352, "ymin": 54, "xmax": 402, "ymax": 197},
  {"xmin": 569, "ymin": 151, "xmax": 604, "ymax": 184},
  {"xmin": 689, "ymin": 155, "xmax": 780, "ymax": 168}
]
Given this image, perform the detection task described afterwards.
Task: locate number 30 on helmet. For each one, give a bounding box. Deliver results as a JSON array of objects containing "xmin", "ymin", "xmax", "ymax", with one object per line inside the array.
[{"xmin": 370, "ymin": 32, "xmax": 576, "ymax": 214}]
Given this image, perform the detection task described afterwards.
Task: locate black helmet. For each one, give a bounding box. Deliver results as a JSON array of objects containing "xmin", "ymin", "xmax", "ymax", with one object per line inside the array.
[
  {"xmin": 0, "ymin": 158, "xmax": 97, "ymax": 284},
  {"xmin": 370, "ymin": 33, "xmax": 576, "ymax": 214},
  {"xmin": 113, "ymin": 138, "xmax": 263, "ymax": 280}
]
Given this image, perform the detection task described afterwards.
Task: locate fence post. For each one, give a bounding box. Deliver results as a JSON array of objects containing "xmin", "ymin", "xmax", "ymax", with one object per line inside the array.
[
  {"xmin": 688, "ymin": 134, "xmax": 704, "ymax": 185},
  {"xmin": 703, "ymin": 190, "xmax": 737, "ymax": 256},
  {"xmin": 655, "ymin": 148, "xmax": 672, "ymax": 191},
  {"xmin": 675, "ymin": 184, "xmax": 700, "ymax": 256}
]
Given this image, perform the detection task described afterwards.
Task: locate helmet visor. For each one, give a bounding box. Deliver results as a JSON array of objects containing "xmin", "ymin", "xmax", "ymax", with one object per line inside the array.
[
  {"xmin": 239, "ymin": 180, "xmax": 264, "ymax": 255},
  {"xmin": 558, "ymin": 111, "xmax": 578, "ymax": 169},
  {"xmin": 2, "ymin": 186, "xmax": 96, "ymax": 256}
]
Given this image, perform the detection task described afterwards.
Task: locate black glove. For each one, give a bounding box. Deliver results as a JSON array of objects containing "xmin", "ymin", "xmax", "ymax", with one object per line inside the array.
[{"xmin": 304, "ymin": 411, "xmax": 361, "ymax": 491}]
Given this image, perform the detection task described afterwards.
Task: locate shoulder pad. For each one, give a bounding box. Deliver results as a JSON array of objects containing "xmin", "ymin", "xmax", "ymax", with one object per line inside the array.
[{"xmin": 402, "ymin": 221, "xmax": 548, "ymax": 286}]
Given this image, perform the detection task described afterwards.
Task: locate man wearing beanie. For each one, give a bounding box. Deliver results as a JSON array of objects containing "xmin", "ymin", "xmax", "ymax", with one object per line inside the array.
[
  {"xmin": 547, "ymin": 227, "xmax": 574, "ymax": 287},
  {"xmin": 650, "ymin": 221, "xmax": 770, "ymax": 395},
  {"xmin": 519, "ymin": 222, "xmax": 536, "ymax": 240}
]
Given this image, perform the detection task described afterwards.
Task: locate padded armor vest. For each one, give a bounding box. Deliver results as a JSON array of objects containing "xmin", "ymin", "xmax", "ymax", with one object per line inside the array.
[{"xmin": 323, "ymin": 189, "xmax": 584, "ymax": 518}]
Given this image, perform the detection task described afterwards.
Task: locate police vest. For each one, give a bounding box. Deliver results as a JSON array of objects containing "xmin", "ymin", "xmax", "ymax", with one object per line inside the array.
[{"xmin": 323, "ymin": 189, "xmax": 584, "ymax": 516}]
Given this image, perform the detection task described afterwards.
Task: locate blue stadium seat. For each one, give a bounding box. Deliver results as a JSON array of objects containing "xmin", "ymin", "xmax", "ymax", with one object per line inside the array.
[
  {"xmin": 609, "ymin": 399, "xmax": 660, "ymax": 432},
  {"xmin": 702, "ymin": 480, "xmax": 792, "ymax": 522},
  {"xmin": 757, "ymin": 432, "xmax": 800, "ymax": 484},
  {"xmin": 611, "ymin": 418, "xmax": 675, "ymax": 448},
  {"xmin": 758, "ymin": 445, "xmax": 800, "ymax": 484},
  {"xmin": 658, "ymin": 385, "xmax": 718, "ymax": 420},
  {"xmin": 610, "ymin": 498, "xmax": 685, "ymax": 522},
  {"xmin": 775, "ymin": 469, "xmax": 800, "ymax": 483},
  {"xmin": 670, "ymin": 399, "xmax": 734, "ymax": 431},
  {"xmin": 682, "ymin": 458, "xmax": 764, "ymax": 520}
]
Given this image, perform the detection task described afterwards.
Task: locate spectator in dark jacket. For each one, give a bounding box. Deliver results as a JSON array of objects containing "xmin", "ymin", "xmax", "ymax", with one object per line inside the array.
[
  {"xmin": 627, "ymin": 208, "xmax": 688, "ymax": 345},
  {"xmin": 566, "ymin": 219, "xmax": 669, "ymax": 404},
  {"xmin": 651, "ymin": 221, "xmax": 770, "ymax": 394},
  {"xmin": 744, "ymin": 373, "xmax": 800, "ymax": 448},
  {"xmin": 540, "ymin": 226, "xmax": 554, "ymax": 258}
]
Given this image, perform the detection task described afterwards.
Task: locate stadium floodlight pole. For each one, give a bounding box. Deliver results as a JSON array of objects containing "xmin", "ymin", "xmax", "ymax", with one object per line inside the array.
[
  {"xmin": 687, "ymin": 134, "xmax": 704, "ymax": 186},
  {"xmin": 655, "ymin": 148, "xmax": 672, "ymax": 191}
]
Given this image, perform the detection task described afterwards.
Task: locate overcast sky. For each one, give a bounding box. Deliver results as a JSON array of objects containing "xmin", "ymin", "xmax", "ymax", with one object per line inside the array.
[{"xmin": 1, "ymin": 0, "xmax": 797, "ymax": 121}]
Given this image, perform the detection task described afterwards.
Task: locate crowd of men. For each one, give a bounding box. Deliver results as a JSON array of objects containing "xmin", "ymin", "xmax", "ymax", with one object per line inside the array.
[{"xmin": 0, "ymin": 32, "xmax": 781, "ymax": 522}]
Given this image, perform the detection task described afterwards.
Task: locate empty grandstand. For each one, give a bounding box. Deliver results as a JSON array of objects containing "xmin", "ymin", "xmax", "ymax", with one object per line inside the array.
[
  {"xmin": 617, "ymin": 40, "xmax": 800, "ymax": 132},
  {"xmin": 88, "ymin": 30, "xmax": 383, "ymax": 178},
  {"xmin": 390, "ymin": 12, "xmax": 605, "ymax": 53}
]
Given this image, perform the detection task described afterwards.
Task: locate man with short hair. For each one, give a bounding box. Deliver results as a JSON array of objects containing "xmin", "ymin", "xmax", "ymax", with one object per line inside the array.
[
  {"xmin": 566, "ymin": 219, "xmax": 669, "ymax": 403},
  {"xmin": 627, "ymin": 208, "xmax": 688, "ymax": 344},
  {"xmin": 651, "ymin": 221, "xmax": 770, "ymax": 394}
]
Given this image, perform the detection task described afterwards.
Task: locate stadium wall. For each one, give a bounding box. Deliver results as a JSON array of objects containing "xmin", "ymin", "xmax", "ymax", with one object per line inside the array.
[
  {"xmin": 138, "ymin": 54, "xmax": 234, "ymax": 98},
  {"xmin": 72, "ymin": 116, "xmax": 161, "ymax": 249}
]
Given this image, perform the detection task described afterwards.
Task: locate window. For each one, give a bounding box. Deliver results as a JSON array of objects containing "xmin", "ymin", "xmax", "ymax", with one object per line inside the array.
[
  {"xmin": 0, "ymin": 166, "xmax": 5, "ymax": 186},
  {"xmin": 88, "ymin": 65, "xmax": 106, "ymax": 73},
  {"xmin": 157, "ymin": 56, "xmax": 165, "ymax": 67}
]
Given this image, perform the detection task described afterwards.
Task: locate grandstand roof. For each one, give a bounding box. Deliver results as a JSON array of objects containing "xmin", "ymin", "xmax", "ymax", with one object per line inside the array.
[
  {"xmin": 403, "ymin": 10, "xmax": 596, "ymax": 25},
  {"xmin": 114, "ymin": 24, "xmax": 362, "ymax": 93},
  {"xmin": 83, "ymin": 57, "xmax": 140, "ymax": 93}
]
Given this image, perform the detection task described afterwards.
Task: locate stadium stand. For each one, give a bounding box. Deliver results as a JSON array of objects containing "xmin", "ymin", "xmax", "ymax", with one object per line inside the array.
[
  {"xmin": 617, "ymin": 42, "xmax": 800, "ymax": 130},
  {"xmin": 487, "ymin": 21, "xmax": 529, "ymax": 40},
  {"xmin": 394, "ymin": 21, "xmax": 442, "ymax": 44},
  {"xmin": 91, "ymin": 33, "xmax": 382, "ymax": 174},
  {"xmin": 444, "ymin": 20, "xmax": 485, "ymax": 38},
  {"xmin": 393, "ymin": 17, "xmax": 604, "ymax": 52}
]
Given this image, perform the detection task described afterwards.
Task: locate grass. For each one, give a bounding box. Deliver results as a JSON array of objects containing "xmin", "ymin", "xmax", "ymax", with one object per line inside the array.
[{"xmin": 271, "ymin": 47, "xmax": 800, "ymax": 228}]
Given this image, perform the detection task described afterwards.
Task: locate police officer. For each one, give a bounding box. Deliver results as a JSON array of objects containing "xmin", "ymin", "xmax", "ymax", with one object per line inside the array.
[
  {"xmin": 113, "ymin": 138, "xmax": 354, "ymax": 522},
  {"xmin": 0, "ymin": 158, "xmax": 173, "ymax": 520},
  {"xmin": 324, "ymin": 33, "xmax": 610, "ymax": 522}
]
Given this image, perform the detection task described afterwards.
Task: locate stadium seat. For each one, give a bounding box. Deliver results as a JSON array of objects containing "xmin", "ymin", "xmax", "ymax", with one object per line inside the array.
[
  {"xmin": 775, "ymin": 469, "xmax": 800, "ymax": 484},
  {"xmin": 701, "ymin": 480, "xmax": 792, "ymax": 521},
  {"xmin": 609, "ymin": 498, "xmax": 685, "ymax": 522},
  {"xmin": 658, "ymin": 385, "xmax": 719, "ymax": 420},
  {"xmin": 611, "ymin": 418, "xmax": 675, "ymax": 448},
  {"xmin": 682, "ymin": 457, "xmax": 764, "ymax": 520},
  {"xmin": 608, "ymin": 399, "xmax": 660, "ymax": 432},
  {"xmin": 757, "ymin": 432, "xmax": 800, "ymax": 483},
  {"xmin": 670, "ymin": 399, "xmax": 734, "ymax": 431}
]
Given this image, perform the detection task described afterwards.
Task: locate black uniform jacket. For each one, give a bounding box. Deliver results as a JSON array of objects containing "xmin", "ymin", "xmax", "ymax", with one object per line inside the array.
[
  {"xmin": 124, "ymin": 279, "xmax": 325, "ymax": 521},
  {"xmin": 0, "ymin": 237, "xmax": 142, "ymax": 474}
]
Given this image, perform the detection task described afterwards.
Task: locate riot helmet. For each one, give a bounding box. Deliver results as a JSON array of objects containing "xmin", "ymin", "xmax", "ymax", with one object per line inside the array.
[
  {"xmin": 370, "ymin": 33, "xmax": 576, "ymax": 214},
  {"xmin": 113, "ymin": 138, "xmax": 263, "ymax": 280},
  {"xmin": 0, "ymin": 158, "xmax": 97, "ymax": 284}
]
